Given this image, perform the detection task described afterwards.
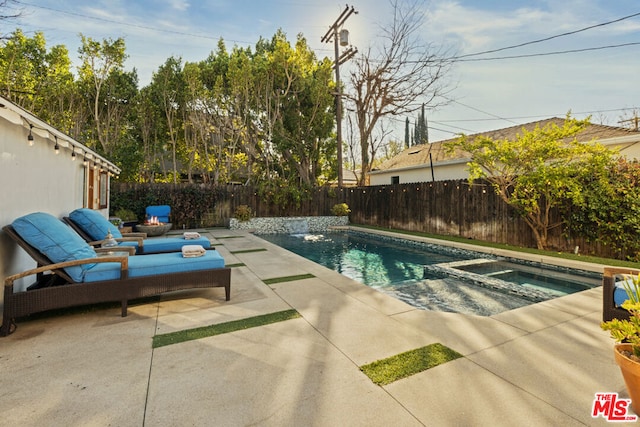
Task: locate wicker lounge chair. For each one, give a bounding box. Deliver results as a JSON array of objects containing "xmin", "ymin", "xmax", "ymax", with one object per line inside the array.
[
  {"xmin": 602, "ymin": 267, "xmax": 640, "ymax": 322},
  {"xmin": 64, "ymin": 208, "xmax": 211, "ymax": 254},
  {"xmin": 1, "ymin": 212, "xmax": 231, "ymax": 336}
]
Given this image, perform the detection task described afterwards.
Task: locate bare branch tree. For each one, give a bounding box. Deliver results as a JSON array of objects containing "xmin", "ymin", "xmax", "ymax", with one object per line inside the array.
[
  {"xmin": 345, "ymin": 0, "xmax": 454, "ymax": 185},
  {"xmin": 0, "ymin": 1, "xmax": 24, "ymax": 41},
  {"xmin": 0, "ymin": 0, "xmax": 21, "ymax": 23}
]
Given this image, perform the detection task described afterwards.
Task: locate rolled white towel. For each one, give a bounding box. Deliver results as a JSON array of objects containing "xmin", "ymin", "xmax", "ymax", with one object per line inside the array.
[
  {"xmin": 184, "ymin": 231, "xmax": 201, "ymax": 240},
  {"xmin": 182, "ymin": 244, "xmax": 206, "ymax": 258}
]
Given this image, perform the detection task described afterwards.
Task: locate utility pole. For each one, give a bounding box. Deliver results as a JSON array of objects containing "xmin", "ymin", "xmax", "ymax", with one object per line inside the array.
[{"xmin": 322, "ymin": 5, "xmax": 357, "ymax": 188}]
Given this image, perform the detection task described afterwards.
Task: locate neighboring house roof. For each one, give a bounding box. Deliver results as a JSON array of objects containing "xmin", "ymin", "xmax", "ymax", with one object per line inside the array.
[
  {"xmin": 371, "ymin": 117, "xmax": 640, "ymax": 175},
  {"xmin": 0, "ymin": 95, "xmax": 121, "ymax": 175}
]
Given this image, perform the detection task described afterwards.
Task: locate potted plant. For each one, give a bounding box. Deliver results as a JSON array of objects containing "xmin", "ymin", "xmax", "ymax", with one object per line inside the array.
[{"xmin": 602, "ymin": 273, "xmax": 640, "ymax": 414}]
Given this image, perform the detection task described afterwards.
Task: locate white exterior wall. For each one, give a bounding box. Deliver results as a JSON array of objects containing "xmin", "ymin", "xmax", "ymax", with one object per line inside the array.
[
  {"xmin": 369, "ymin": 162, "xmax": 469, "ymax": 186},
  {"xmin": 0, "ymin": 114, "xmax": 111, "ymax": 294},
  {"xmin": 602, "ymin": 138, "xmax": 640, "ymax": 160}
]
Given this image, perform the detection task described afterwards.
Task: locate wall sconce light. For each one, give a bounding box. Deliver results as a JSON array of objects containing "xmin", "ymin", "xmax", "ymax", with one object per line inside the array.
[
  {"xmin": 83, "ymin": 153, "xmax": 89, "ymax": 166},
  {"xmin": 71, "ymin": 148, "xmax": 76, "ymax": 161},
  {"xmin": 54, "ymin": 136, "xmax": 60, "ymax": 154},
  {"xmin": 27, "ymin": 124, "xmax": 34, "ymax": 145}
]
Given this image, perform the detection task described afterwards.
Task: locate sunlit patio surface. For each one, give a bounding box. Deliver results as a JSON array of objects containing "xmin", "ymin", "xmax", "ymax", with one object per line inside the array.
[{"xmin": 0, "ymin": 228, "xmax": 628, "ymax": 426}]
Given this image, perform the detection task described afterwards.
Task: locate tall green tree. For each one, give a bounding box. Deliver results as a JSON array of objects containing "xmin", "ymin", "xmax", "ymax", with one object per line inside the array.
[
  {"xmin": 0, "ymin": 29, "xmax": 47, "ymax": 108},
  {"xmin": 221, "ymin": 45, "xmax": 254, "ymax": 184},
  {"xmin": 414, "ymin": 103, "xmax": 428, "ymax": 145},
  {"xmin": 0, "ymin": 30, "xmax": 82, "ymax": 138},
  {"xmin": 0, "ymin": 26, "xmax": 337, "ymax": 193},
  {"xmin": 175, "ymin": 43, "xmax": 226, "ymax": 184},
  {"xmin": 446, "ymin": 115, "xmax": 615, "ymax": 250},
  {"xmin": 404, "ymin": 117, "xmax": 410, "ymax": 148},
  {"xmin": 38, "ymin": 44, "xmax": 78, "ymax": 133},
  {"xmin": 134, "ymin": 85, "xmax": 164, "ymax": 182},
  {"xmin": 149, "ymin": 56, "xmax": 185, "ymax": 183},
  {"xmin": 257, "ymin": 30, "xmax": 335, "ymax": 187},
  {"xmin": 77, "ymin": 35, "xmax": 130, "ymax": 155}
]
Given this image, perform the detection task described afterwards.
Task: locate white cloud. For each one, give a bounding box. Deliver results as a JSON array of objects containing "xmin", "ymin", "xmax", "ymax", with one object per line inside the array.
[{"xmin": 168, "ymin": 0, "xmax": 190, "ymax": 12}]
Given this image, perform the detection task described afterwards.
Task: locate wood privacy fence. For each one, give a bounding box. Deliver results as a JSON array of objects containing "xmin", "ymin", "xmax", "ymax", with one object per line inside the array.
[
  {"xmin": 342, "ymin": 181, "xmax": 539, "ymax": 248},
  {"xmin": 111, "ymin": 180, "xmax": 613, "ymax": 257}
]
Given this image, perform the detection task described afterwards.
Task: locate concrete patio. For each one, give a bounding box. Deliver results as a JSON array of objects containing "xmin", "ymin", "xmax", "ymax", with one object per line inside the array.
[{"xmin": 0, "ymin": 228, "xmax": 630, "ymax": 426}]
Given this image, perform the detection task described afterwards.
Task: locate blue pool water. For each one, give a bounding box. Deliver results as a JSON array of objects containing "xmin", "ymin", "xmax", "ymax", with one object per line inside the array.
[
  {"xmin": 261, "ymin": 232, "xmax": 465, "ymax": 286},
  {"xmin": 258, "ymin": 231, "xmax": 600, "ymax": 316}
]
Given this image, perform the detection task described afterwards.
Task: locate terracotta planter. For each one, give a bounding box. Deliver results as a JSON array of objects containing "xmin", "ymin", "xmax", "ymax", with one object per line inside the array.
[{"xmin": 615, "ymin": 343, "xmax": 640, "ymax": 414}]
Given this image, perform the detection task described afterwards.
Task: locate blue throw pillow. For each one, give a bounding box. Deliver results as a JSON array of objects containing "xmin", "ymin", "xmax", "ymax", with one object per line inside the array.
[
  {"xmin": 69, "ymin": 208, "xmax": 122, "ymax": 240},
  {"xmin": 614, "ymin": 278, "xmax": 639, "ymax": 307},
  {"xmin": 12, "ymin": 212, "xmax": 97, "ymax": 282}
]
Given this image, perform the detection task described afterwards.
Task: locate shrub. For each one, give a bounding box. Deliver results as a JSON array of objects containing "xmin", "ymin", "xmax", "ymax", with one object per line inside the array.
[
  {"xmin": 234, "ymin": 205, "xmax": 253, "ymax": 222},
  {"xmin": 114, "ymin": 208, "xmax": 137, "ymax": 222},
  {"xmin": 331, "ymin": 203, "xmax": 351, "ymax": 216}
]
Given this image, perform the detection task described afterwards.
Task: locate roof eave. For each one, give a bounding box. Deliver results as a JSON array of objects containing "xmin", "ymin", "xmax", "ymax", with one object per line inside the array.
[{"xmin": 0, "ymin": 96, "xmax": 121, "ymax": 175}]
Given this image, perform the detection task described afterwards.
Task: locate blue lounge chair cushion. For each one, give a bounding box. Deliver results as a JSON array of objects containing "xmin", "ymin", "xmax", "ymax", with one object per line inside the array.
[
  {"xmin": 83, "ymin": 250, "xmax": 225, "ymax": 282},
  {"xmin": 103, "ymin": 235, "xmax": 211, "ymax": 254},
  {"xmin": 140, "ymin": 236, "xmax": 211, "ymax": 253},
  {"xmin": 12, "ymin": 212, "xmax": 97, "ymax": 282},
  {"xmin": 146, "ymin": 205, "xmax": 171, "ymax": 223},
  {"xmin": 69, "ymin": 208, "xmax": 122, "ymax": 240}
]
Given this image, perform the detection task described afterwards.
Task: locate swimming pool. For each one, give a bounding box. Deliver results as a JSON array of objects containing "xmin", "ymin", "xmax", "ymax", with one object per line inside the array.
[{"xmin": 258, "ymin": 230, "xmax": 601, "ymax": 316}]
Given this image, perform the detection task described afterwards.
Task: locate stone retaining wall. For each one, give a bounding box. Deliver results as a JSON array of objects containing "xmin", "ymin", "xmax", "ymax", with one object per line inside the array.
[{"xmin": 228, "ymin": 216, "xmax": 348, "ymax": 234}]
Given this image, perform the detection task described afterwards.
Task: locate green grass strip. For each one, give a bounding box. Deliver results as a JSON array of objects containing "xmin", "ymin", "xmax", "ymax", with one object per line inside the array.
[
  {"xmin": 230, "ymin": 248, "xmax": 268, "ymax": 254},
  {"xmin": 263, "ymin": 274, "xmax": 315, "ymax": 285},
  {"xmin": 360, "ymin": 343, "xmax": 463, "ymax": 385},
  {"xmin": 153, "ymin": 309, "xmax": 301, "ymax": 348},
  {"xmin": 225, "ymin": 262, "xmax": 246, "ymax": 268}
]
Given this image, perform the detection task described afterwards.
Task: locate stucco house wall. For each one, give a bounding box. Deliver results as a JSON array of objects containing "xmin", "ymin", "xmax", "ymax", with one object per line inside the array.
[
  {"xmin": 370, "ymin": 160, "xmax": 469, "ymax": 185},
  {"xmin": 0, "ymin": 97, "xmax": 120, "ymax": 295}
]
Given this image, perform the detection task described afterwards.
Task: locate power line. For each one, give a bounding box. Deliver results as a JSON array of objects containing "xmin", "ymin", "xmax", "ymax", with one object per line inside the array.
[
  {"xmin": 429, "ymin": 121, "xmax": 474, "ymax": 134},
  {"xmin": 15, "ymin": 0, "xmax": 253, "ymax": 46},
  {"xmin": 455, "ymin": 11, "xmax": 640, "ymax": 59},
  {"xmin": 383, "ymin": 113, "xmax": 473, "ymax": 136},
  {"xmin": 398, "ymin": 11, "xmax": 640, "ymax": 63},
  {"xmin": 435, "ymin": 107, "xmax": 640, "ymax": 123},
  {"xmin": 457, "ymin": 42, "xmax": 640, "ymax": 62},
  {"xmin": 443, "ymin": 97, "xmax": 519, "ymax": 125}
]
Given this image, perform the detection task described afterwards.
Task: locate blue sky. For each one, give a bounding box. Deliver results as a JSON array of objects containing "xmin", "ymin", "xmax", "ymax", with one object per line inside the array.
[{"xmin": 7, "ymin": 0, "xmax": 640, "ymax": 142}]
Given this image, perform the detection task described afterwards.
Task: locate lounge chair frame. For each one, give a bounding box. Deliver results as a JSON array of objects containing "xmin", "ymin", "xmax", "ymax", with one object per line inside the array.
[
  {"xmin": 602, "ymin": 267, "xmax": 639, "ymax": 322},
  {"xmin": 1, "ymin": 225, "xmax": 231, "ymax": 336}
]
